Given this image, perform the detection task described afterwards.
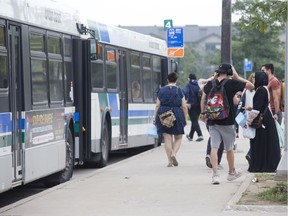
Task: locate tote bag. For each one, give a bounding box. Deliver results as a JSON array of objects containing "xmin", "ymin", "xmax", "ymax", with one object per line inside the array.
[{"xmin": 275, "ymin": 120, "xmax": 284, "ymax": 148}]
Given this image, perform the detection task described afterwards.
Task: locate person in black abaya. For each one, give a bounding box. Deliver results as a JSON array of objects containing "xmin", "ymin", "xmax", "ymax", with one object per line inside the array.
[{"xmin": 247, "ymin": 71, "xmax": 281, "ymax": 172}]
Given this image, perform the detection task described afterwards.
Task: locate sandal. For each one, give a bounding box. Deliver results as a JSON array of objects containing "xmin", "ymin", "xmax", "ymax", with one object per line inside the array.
[{"xmin": 171, "ymin": 156, "xmax": 178, "ymax": 166}]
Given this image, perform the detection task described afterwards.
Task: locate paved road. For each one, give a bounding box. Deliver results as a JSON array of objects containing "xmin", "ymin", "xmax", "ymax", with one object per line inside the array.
[{"xmin": 0, "ymin": 122, "xmax": 287, "ymax": 216}]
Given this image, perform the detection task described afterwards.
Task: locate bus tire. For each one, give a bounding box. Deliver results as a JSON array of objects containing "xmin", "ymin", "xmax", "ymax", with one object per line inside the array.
[
  {"xmin": 95, "ymin": 120, "xmax": 110, "ymax": 168},
  {"xmin": 156, "ymin": 133, "xmax": 163, "ymax": 146},
  {"xmin": 44, "ymin": 128, "xmax": 74, "ymax": 186}
]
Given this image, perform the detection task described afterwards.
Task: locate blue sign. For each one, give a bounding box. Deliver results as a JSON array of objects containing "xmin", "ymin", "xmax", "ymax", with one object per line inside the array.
[
  {"xmin": 244, "ymin": 60, "xmax": 253, "ymax": 71},
  {"xmin": 167, "ymin": 28, "xmax": 184, "ymax": 48}
]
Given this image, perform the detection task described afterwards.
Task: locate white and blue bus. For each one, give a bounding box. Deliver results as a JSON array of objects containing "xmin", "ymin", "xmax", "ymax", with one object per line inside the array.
[{"xmin": 0, "ymin": 0, "xmax": 176, "ymax": 193}]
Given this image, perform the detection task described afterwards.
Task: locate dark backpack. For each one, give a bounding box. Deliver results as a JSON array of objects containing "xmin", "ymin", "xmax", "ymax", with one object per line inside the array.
[
  {"xmin": 188, "ymin": 85, "xmax": 201, "ymax": 108},
  {"xmin": 205, "ymin": 79, "xmax": 230, "ymax": 120}
]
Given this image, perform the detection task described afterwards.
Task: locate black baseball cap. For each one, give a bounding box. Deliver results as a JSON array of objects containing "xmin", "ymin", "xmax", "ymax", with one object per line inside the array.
[{"xmin": 215, "ymin": 63, "xmax": 232, "ymax": 74}]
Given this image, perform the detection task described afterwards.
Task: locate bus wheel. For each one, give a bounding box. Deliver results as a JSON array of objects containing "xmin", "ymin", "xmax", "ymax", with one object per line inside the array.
[
  {"xmin": 156, "ymin": 133, "xmax": 163, "ymax": 147},
  {"xmin": 95, "ymin": 120, "xmax": 110, "ymax": 168},
  {"xmin": 44, "ymin": 128, "xmax": 74, "ymax": 186}
]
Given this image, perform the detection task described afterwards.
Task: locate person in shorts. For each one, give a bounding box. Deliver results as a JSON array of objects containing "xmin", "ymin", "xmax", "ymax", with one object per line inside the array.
[{"xmin": 200, "ymin": 63, "xmax": 254, "ymax": 184}]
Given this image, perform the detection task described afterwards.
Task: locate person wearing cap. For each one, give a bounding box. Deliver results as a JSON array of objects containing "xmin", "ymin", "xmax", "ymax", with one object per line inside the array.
[
  {"xmin": 200, "ymin": 63, "xmax": 254, "ymax": 185},
  {"xmin": 183, "ymin": 73, "xmax": 204, "ymax": 142}
]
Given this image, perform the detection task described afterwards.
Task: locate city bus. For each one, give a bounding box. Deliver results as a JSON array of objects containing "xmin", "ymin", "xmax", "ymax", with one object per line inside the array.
[{"xmin": 0, "ymin": 0, "xmax": 176, "ymax": 193}]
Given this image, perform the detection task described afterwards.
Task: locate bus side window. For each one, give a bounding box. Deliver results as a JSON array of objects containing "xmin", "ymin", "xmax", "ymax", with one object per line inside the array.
[{"xmin": 89, "ymin": 39, "xmax": 97, "ymax": 60}]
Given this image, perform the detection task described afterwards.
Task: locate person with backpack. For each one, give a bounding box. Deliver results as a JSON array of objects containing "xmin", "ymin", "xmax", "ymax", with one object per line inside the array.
[
  {"xmin": 183, "ymin": 73, "xmax": 204, "ymax": 142},
  {"xmin": 200, "ymin": 63, "xmax": 254, "ymax": 185}
]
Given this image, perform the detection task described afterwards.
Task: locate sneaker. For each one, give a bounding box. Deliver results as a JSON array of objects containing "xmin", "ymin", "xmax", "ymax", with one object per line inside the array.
[
  {"xmin": 196, "ymin": 136, "xmax": 204, "ymax": 142},
  {"xmin": 186, "ymin": 134, "xmax": 193, "ymax": 141},
  {"xmin": 212, "ymin": 175, "xmax": 220, "ymax": 184},
  {"xmin": 205, "ymin": 155, "xmax": 212, "ymax": 168},
  {"xmin": 171, "ymin": 156, "xmax": 178, "ymax": 166},
  {"xmin": 217, "ymin": 164, "xmax": 224, "ymax": 170},
  {"xmin": 227, "ymin": 168, "xmax": 242, "ymax": 181},
  {"xmin": 245, "ymin": 154, "xmax": 251, "ymax": 165},
  {"xmin": 167, "ymin": 162, "xmax": 173, "ymax": 167}
]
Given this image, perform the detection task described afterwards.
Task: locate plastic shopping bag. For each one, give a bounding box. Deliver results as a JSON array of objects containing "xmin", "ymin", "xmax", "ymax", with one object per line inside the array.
[
  {"xmin": 242, "ymin": 126, "xmax": 256, "ymax": 139},
  {"xmin": 147, "ymin": 126, "xmax": 158, "ymax": 138},
  {"xmin": 275, "ymin": 120, "xmax": 285, "ymax": 148}
]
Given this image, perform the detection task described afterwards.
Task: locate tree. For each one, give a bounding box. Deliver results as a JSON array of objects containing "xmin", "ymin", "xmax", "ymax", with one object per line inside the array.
[
  {"xmin": 233, "ymin": 0, "xmax": 287, "ymax": 33},
  {"xmin": 231, "ymin": 1, "xmax": 286, "ymax": 80},
  {"xmin": 175, "ymin": 44, "xmax": 220, "ymax": 87}
]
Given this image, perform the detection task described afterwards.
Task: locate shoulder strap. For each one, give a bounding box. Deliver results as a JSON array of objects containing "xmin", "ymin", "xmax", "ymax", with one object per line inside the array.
[
  {"xmin": 258, "ymin": 86, "xmax": 270, "ymax": 115},
  {"xmin": 220, "ymin": 78, "xmax": 229, "ymax": 86}
]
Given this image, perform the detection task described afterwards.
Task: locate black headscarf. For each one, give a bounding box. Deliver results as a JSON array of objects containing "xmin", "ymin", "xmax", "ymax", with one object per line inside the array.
[{"xmin": 254, "ymin": 71, "xmax": 268, "ymax": 89}]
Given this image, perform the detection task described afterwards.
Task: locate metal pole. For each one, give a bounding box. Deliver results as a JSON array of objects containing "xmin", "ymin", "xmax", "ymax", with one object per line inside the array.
[
  {"xmin": 275, "ymin": 19, "xmax": 288, "ymax": 180},
  {"xmin": 221, "ymin": 0, "xmax": 231, "ymax": 63}
]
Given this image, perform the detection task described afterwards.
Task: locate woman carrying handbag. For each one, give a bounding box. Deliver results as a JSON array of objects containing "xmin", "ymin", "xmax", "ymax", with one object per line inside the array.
[
  {"xmin": 246, "ymin": 71, "xmax": 281, "ymax": 172},
  {"xmin": 153, "ymin": 72, "xmax": 188, "ymax": 167}
]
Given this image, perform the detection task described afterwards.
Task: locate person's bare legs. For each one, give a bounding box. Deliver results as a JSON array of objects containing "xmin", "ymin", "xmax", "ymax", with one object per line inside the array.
[
  {"xmin": 226, "ymin": 149, "xmax": 234, "ymax": 173},
  {"xmin": 210, "ymin": 148, "xmax": 219, "ymax": 175},
  {"xmin": 172, "ymin": 134, "xmax": 183, "ymax": 156},
  {"xmin": 163, "ymin": 133, "xmax": 173, "ymax": 164}
]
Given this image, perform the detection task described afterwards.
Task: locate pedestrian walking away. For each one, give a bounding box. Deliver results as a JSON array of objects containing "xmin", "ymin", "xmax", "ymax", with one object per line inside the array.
[
  {"xmin": 183, "ymin": 73, "xmax": 204, "ymax": 142},
  {"xmin": 200, "ymin": 63, "xmax": 254, "ymax": 185},
  {"xmin": 153, "ymin": 72, "xmax": 188, "ymax": 167}
]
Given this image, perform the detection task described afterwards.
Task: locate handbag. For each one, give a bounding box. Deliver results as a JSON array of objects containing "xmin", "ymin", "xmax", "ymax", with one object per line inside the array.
[
  {"xmin": 158, "ymin": 87, "xmax": 178, "ymax": 128},
  {"xmin": 250, "ymin": 113, "xmax": 264, "ymax": 129},
  {"xmin": 159, "ymin": 109, "xmax": 176, "ymax": 128},
  {"xmin": 250, "ymin": 87, "xmax": 269, "ymax": 129}
]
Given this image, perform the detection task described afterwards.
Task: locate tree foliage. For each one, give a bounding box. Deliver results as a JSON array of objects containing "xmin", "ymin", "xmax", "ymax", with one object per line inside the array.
[
  {"xmin": 231, "ymin": 0, "xmax": 286, "ymax": 80},
  {"xmin": 175, "ymin": 44, "xmax": 220, "ymax": 87},
  {"xmin": 233, "ymin": 0, "xmax": 287, "ymax": 33}
]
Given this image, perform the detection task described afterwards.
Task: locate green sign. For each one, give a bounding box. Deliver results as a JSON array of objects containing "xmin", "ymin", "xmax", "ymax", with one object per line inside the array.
[{"xmin": 164, "ymin": 19, "xmax": 173, "ymax": 31}]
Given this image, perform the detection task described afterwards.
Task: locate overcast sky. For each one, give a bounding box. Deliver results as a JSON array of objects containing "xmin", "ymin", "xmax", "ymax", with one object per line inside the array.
[{"xmin": 57, "ymin": 0, "xmax": 238, "ymax": 27}]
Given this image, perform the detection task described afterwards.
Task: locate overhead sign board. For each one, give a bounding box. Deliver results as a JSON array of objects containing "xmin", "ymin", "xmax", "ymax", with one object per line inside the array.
[{"xmin": 166, "ymin": 28, "xmax": 184, "ymax": 48}]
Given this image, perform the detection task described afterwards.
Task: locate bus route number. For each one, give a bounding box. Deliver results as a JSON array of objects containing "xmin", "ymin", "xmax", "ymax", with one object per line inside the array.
[{"xmin": 164, "ymin": 19, "xmax": 173, "ymax": 31}]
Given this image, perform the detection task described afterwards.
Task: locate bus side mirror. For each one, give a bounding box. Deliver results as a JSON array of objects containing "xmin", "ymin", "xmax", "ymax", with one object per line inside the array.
[{"xmin": 89, "ymin": 38, "xmax": 97, "ymax": 60}]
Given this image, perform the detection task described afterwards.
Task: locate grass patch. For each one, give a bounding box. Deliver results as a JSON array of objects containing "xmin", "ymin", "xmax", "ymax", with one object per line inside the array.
[{"xmin": 258, "ymin": 181, "xmax": 287, "ymax": 204}]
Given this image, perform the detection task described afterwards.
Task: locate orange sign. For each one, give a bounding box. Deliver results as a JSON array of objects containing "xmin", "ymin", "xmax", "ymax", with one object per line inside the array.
[{"xmin": 167, "ymin": 48, "xmax": 184, "ymax": 58}]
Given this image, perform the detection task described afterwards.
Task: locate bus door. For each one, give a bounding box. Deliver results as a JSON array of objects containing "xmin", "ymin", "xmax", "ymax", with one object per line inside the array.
[
  {"xmin": 8, "ymin": 24, "xmax": 23, "ymax": 183},
  {"xmin": 118, "ymin": 49, "xmax": 128, "ymax": 144}
]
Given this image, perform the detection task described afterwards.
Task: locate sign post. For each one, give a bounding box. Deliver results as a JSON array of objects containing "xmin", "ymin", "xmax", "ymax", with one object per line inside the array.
[
  {"xmin": 166, "ymin": 27, "xmax": 184, "ymax": 58},
  {"xmin": 243, "ymin": 59, "xmax": 253, "ymax": 79},
  {"xmin": 164, "ymin": 19, "xmax": 173, "ymax": 31}
]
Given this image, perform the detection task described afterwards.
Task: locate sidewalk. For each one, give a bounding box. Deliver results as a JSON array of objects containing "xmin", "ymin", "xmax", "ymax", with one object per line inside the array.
[{"xmin": 0, "ymin": 122, "xmax": 287, "ymax": 216}]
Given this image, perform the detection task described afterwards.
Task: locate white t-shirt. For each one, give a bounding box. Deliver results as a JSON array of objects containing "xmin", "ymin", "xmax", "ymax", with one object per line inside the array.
[{"xmin": 244, "ymin": 89, "xmax": 255, "ymax": 109}]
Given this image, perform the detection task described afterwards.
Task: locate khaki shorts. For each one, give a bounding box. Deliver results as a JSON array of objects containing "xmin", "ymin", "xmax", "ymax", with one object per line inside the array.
[{"xmin": 208, "ymin": 125, "xmax": 235, "ymax": 151}]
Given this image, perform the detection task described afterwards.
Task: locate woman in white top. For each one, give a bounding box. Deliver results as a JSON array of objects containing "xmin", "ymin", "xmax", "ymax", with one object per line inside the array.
[{"xmin": 241, "ymin": 73, "xmax": 255, "ymax": 164}]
